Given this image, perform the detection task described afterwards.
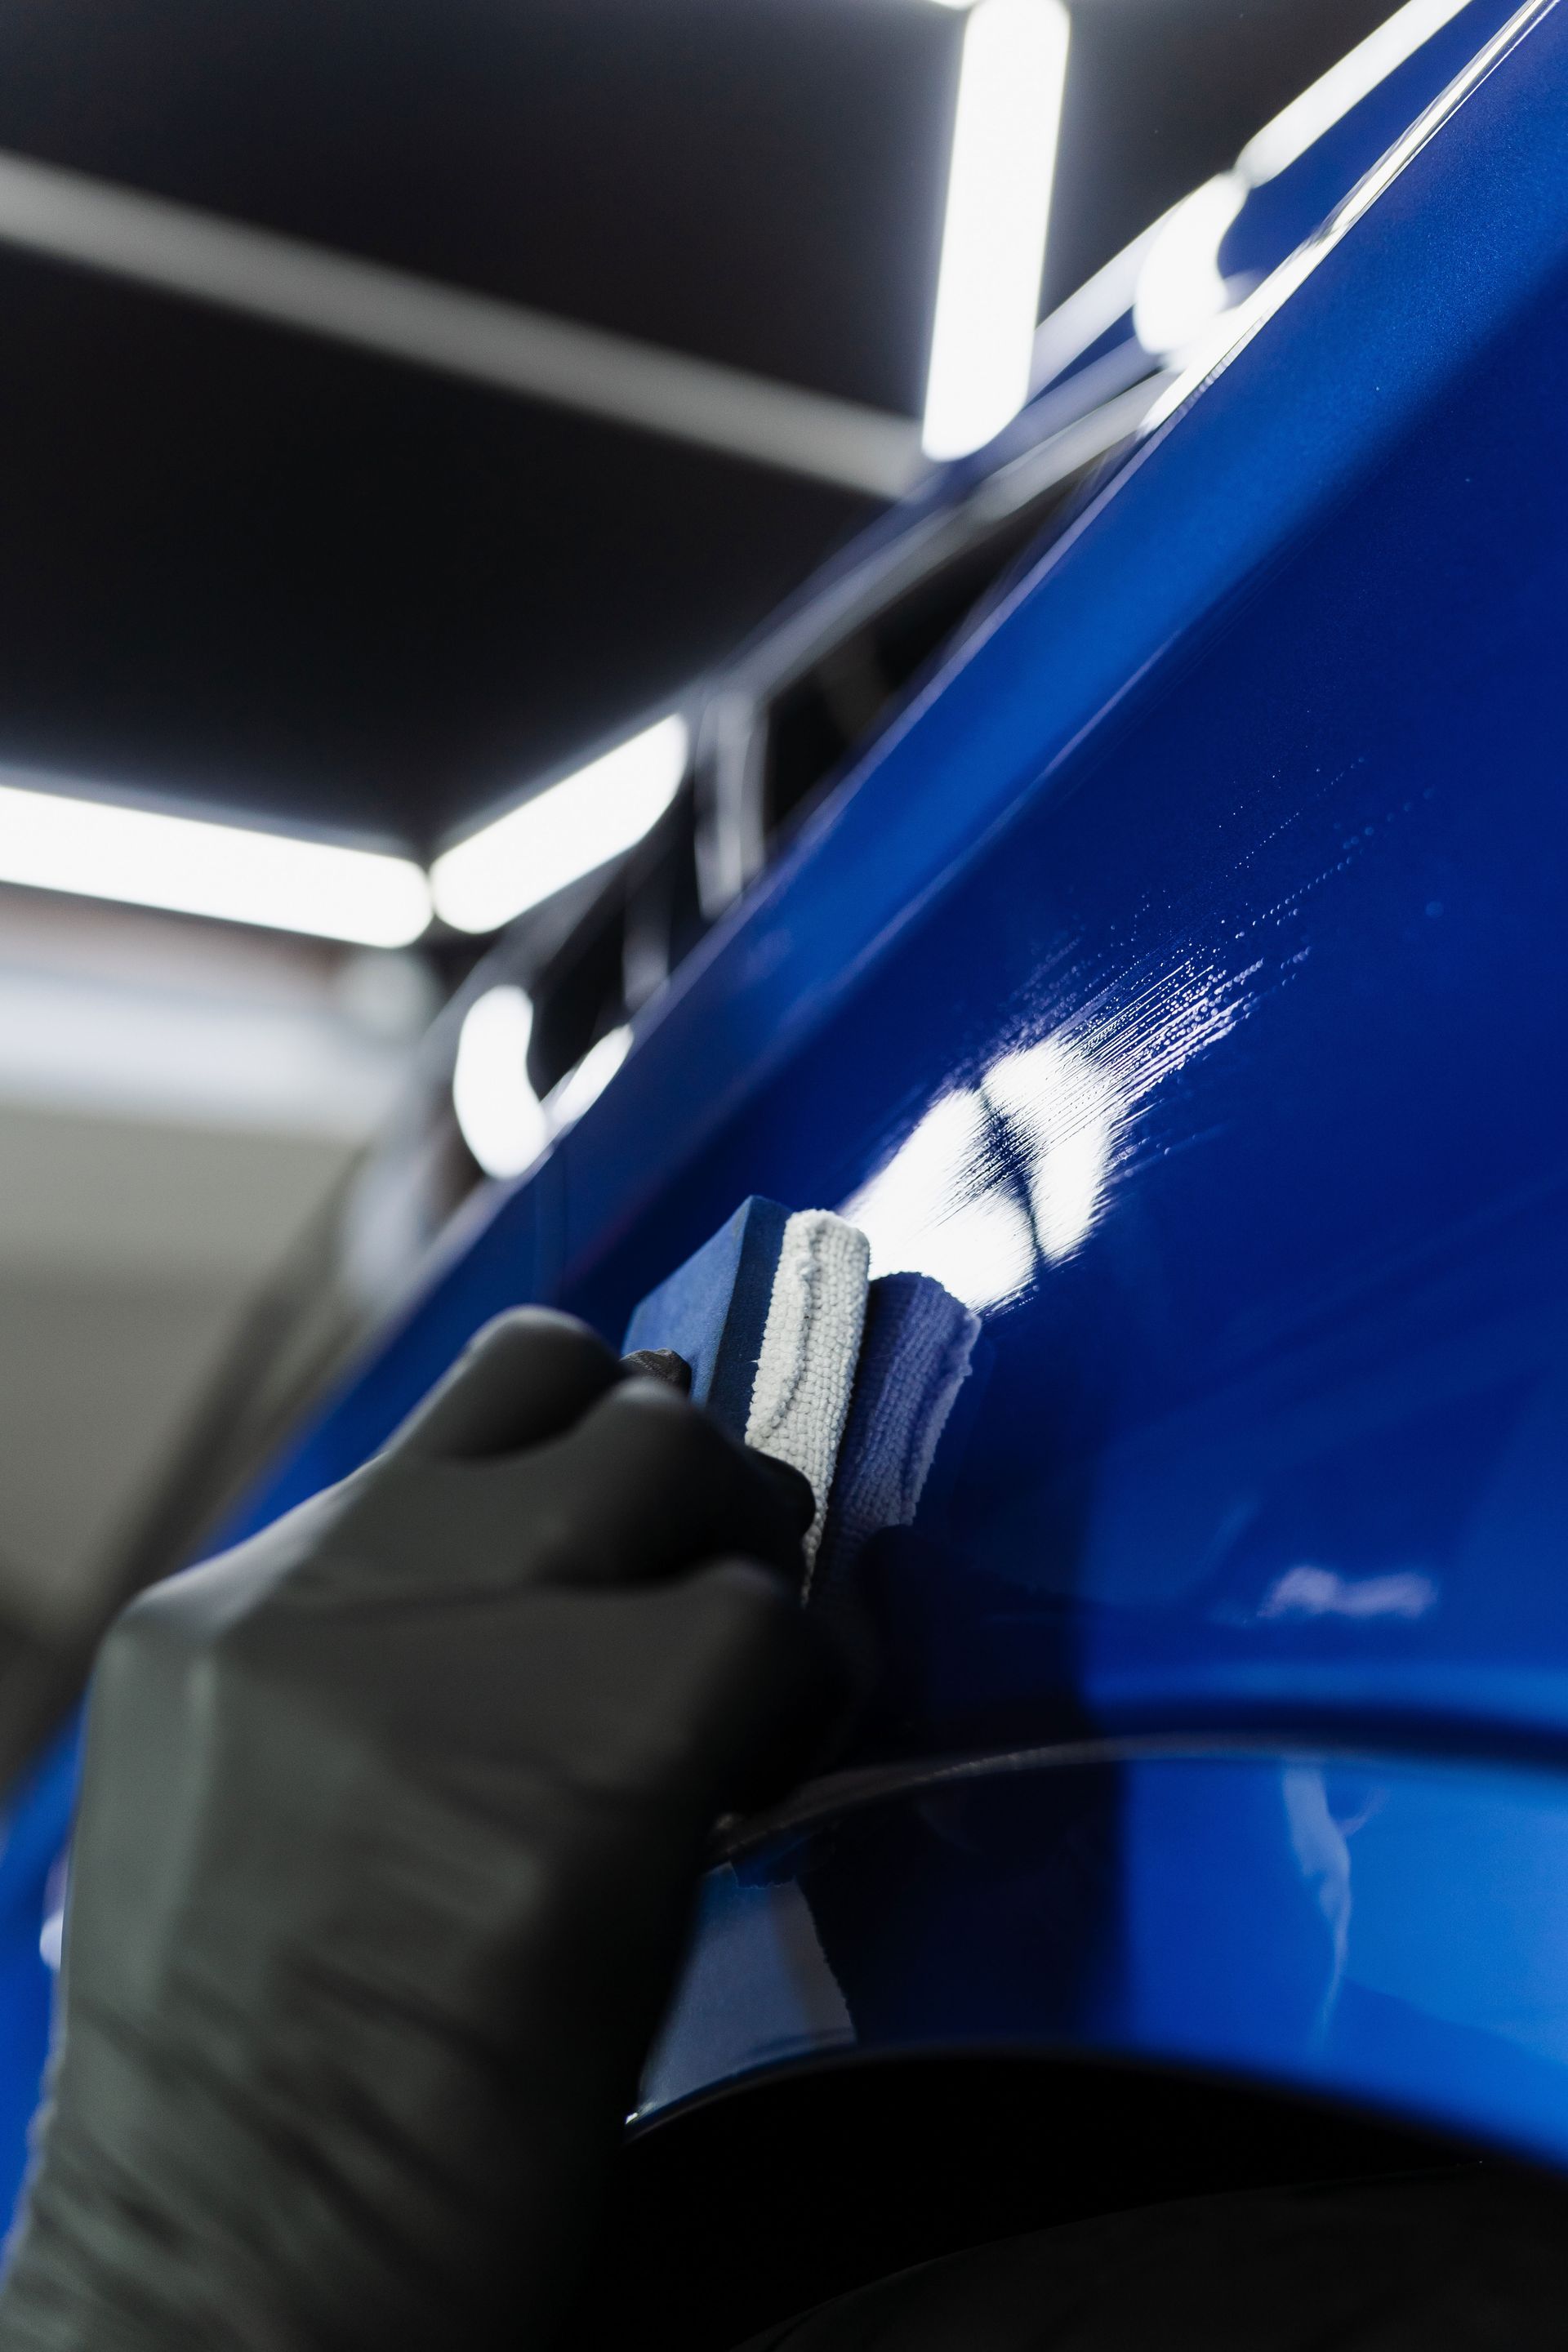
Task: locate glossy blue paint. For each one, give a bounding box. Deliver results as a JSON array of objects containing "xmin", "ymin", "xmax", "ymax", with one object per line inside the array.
[
  {"xmin": 9, "ymin": 0, "xmax": 1568, "ymax": 2213},
  {"xmin": 644, "ymin": 1746, "xmax": 1568, "ymax": 2167},
  {"xmin": 0, "ymin": 1722, "xmax": 78, "ymax": 2232}
]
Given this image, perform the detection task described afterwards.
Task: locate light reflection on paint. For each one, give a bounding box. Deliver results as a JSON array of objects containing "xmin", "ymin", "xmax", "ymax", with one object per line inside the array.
[
  {"xmin": 1260, "ymin": 1566, "xmax": 1439, "ymax": 1621},
  {"xmin": 844, "ymin": 1089, "xmax": 1035, "ymax": 1312},
  {"xmin": 1131, "ymin": 172, "xmax": 1248, "ymax": 359},
  {"xmin": 845, "ymin": 953, "xmax": 1247, "ymax": 1312},
  {"xmin": 983, "ymin": 1033, "xmax": 1117, "ymax": 1264}
]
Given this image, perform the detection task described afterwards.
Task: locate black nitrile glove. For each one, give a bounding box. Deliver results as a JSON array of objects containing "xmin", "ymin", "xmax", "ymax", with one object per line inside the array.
[{"xmin": 0, "ymin": 1310, "xmax": 843, "ymax": 2352}]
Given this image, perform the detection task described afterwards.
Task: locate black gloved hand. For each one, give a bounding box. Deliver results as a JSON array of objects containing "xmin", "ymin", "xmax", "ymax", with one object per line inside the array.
[{"xmin": 0, "ymin": 1310, "xmax": 844, "ymax": 2352}]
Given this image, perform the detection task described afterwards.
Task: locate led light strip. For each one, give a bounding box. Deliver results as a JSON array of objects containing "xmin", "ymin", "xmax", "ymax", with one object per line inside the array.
[
  {"xmin": 0, "ymin": 776, "xmax": 430, "ymax": 947},
  {"xmin": 922, "ymin": 0, "xmax": 1071, "ymax": 461}
]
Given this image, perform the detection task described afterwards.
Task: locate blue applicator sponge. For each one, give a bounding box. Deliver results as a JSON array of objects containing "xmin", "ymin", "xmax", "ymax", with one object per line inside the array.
[{"xmin": 624, "ymin": 1196, "xmax": 871, "ymax": 1561}]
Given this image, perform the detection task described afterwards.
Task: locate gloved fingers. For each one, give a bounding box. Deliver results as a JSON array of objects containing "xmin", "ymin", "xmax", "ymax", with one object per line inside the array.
[
  {"xmin": 634, "ymin": 1559, "xmax": 852, "ymax": 1815},
  {"xmin": 390, "ymin": 1309, "xmax": 621, "ymax": 1461},
  {"xmin": 620, "ymin": 1354, "xmax": 817, "ymax": 1544},
  {"xmin": 545, "ymin": 1378, "xmax": 813, "ymax": 1584}
]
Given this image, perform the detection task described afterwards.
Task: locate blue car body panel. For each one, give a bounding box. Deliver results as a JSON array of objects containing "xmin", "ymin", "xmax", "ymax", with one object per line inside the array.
[
  {"xmin": 0, "ymin": 1723, "xmax": 78, "ymax": 2230},
  {"xmin": 644, "ymin": 1744, "xmax": 1568, "ymax": 2170},
  {"xmin": 6, "ymin": 0, "xmax": 1568, "ymax": 2212}
]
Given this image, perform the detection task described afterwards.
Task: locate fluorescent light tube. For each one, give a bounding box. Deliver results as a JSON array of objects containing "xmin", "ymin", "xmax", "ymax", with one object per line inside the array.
[
  {"xmin": 0, "ymin": 777, "xmax": 430, "ymax": 947},
  {"xmin": 430, "ymin": 714, "xmax": 689, "ymax": 937},
  {"xmin": 921, "ymin": 0, "xmax": 1071, "ymax": 461}
]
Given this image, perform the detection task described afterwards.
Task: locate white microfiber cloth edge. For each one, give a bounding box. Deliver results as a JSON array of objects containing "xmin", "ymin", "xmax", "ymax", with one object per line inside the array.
[{"xmin": 744, "ymin": 1209, "xmax": 871, "ymax": 1565}]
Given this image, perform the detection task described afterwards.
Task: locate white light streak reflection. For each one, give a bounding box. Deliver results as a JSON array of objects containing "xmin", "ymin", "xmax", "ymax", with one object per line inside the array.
[
  {"xmin": 1131, "ymin": 173, "xmax": 1249, "ymax": 359},
  {"xmin": 545, "ymin": 1024, "xmax": 631, "ymax": 1134},
  {"xmin": 452, "ymin": 986, "xmax": 548, "ymax": 1179},
  {"xmin": 1239, "ymin": 0, "xmax": 1474, "ymax": 185},
  {"xmin": 982, "ymin": 1034, "xmax": 1117, "ymax": 1263},
  {"xmin": 845, "ymin": 953, "xmax": 1247, "ymax": 1313},
  {"xmin": 454, "ymin": 995, "xmax": 635, "ymax": 1182},
  {"xmin": 844, "ymin": 1090, "xmax": 1035, "ymax": 1313},
  {"xmin": 1127, "ymin": 0, "xmax": 1477, "ymax": 364},
  {"xmin": 1260, "ymin": 1566, "xmax": 1438, "ymax": 1621}
]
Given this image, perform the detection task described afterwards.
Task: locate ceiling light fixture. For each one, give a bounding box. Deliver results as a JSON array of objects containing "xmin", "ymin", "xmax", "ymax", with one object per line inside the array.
[
  {"xmin": 430, "ymin": 714, "xmax": 690, "ymax": 937},
  {"xmin": 921, "ymin": 0, "xmax": 1071, "ymax": 462},
  {"xmin": 0, "ymin": 775, "xmax": 430, "ymax": 947}
]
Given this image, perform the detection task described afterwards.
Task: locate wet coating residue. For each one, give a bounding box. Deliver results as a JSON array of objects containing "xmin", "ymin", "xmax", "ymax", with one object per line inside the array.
[{"xmin": 844, "ymin": 946, "xmax": 1253, "ymax": 1310}]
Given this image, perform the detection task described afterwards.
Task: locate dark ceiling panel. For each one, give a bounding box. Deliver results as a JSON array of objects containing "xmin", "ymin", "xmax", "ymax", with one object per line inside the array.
[
  {"xmin": 0, "ymin": 249, "xmax": 870, "ymax": 851},
  {"xmin": 0, "ymin": 0, "xmax": 1428, "ymax": 861},
  {"xmin": 0, "ymin": 0, "xmax": 960, "ymax": 416}
]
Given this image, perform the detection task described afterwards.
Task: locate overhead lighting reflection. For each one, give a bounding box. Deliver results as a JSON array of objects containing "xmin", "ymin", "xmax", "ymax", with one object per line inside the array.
[
  {"xmin": 430, "ymin": 714, "xmax": 689, "ymax": 937},
  {"xmin": 545, "ymin": 1023, "xmax": 631, "ymax": 1134},
  {"xmin": 921, "ymin": 0, "xmax": 1071, "ymax": 461},
  {"xmin": 1260, "ymin": 1566, "xmax": 1439, "ymax": 1621},
  {"xmin": 983, "ymin": 1034, "xmax": 1116, "ymax": 1263},
  {"xmin": 452, "ymin": 986, "xmax": 548, "ymax": 1179},
  {"xmin": 846, "ymin": 1089, "xmax": 1036, "ymax": 1312},
  {"xmin": 1240, "ymin": 0, "xmax": 1474, "ymax": 185},
  {"xmin": 0, "ymin": 775, "xmax": 430, "ymax": 947},
  {"xmin": 846, "ymin": 1032, "xmax": 1118, "ymax": 1312},
  {"xmin": 1132, "ymin": 0, "xmax": 1476, "ymax": 363},
  {"xmin": 453, "ymin": 993, "xmax": 635, "ymax": 1182},
  {"xmin": 845, "ymin": 954, "xmax": 1249, "ymax": 1315},
  {"xmin": 1131, "ymin": 173, "xmax": 1249, "ymax": 359}
]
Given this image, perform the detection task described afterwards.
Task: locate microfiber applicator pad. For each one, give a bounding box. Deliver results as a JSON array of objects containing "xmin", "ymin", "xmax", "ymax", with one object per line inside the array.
[
  {"xmin": 812, "ymin": 1272, "xmax": 981, "ymax": 1606},
  {"xmin": 623, "ymin": 1196, "xmax": 869, "ymax": 1562}
]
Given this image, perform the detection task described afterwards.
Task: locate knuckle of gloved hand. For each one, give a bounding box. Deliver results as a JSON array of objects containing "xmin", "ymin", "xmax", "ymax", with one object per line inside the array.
[
  {"xmin": 574, "ymin": 1376, "xmax": 725, "ymax": 1498},
  {"xmin": 391, "ymin": 1306, "xmax": 621, "ymax": 1464},
  {"xmin": 462, "ymin": 1304, "xmax": 614, "ymax": 1383},
  {"xmin": 578, "ymin": 1383, "xmax": 802, "ymax": 1558}
]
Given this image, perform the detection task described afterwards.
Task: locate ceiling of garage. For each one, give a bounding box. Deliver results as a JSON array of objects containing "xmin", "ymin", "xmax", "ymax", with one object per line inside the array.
[{"xmin": 0, "ymin": 0, "xmax": 1401, "ymax": 861}]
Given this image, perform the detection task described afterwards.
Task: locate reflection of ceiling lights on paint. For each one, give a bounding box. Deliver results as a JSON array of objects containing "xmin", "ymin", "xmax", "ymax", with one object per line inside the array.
[
  {"xmin": 844, "ymin": 1031, "xmax": 1116, "ymax": 1312},
  {"xmin": 844, "ymin": 953, "xmax": 1251, "ymax": 1312},
  {"xmin": 452, "ymin": 989, "xmax": 632, "ymax": 1182},
  {"xmin": 1130, "ymin": 174, "xmax": 1248, "ymax": 359},
  {"xmin": 452, "ymin": 987, "xmax": 548, "ymax": 1178},
  {"xmin": 431, "ymin": 715, "xmax": 689, "ymax": 936},
  {"xmin": 847, "ymin": 1085, "xmax": 1036, "ymax": 1312},
  {"xmin": 1130, "ymin": 0, "xmax": 1480, "ymax": 362},
  {"xmin": 1239, "ymin": 0, "xmax": 1474, "ymax": 184},
  {"xmin": 0, "ymin": 775, "xmax": 431, "ymax": 947},
  {"xmin": 921, "ymin": 0, "xmax": 1071, "ymax": 461},
  {"xmin": 983, "ymin": 1035, "xmax": 1116, "ymax": 1263},
  {"xmin": 546, "ymin": 1025, "xmax": 631, "ymax": 1135}
]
